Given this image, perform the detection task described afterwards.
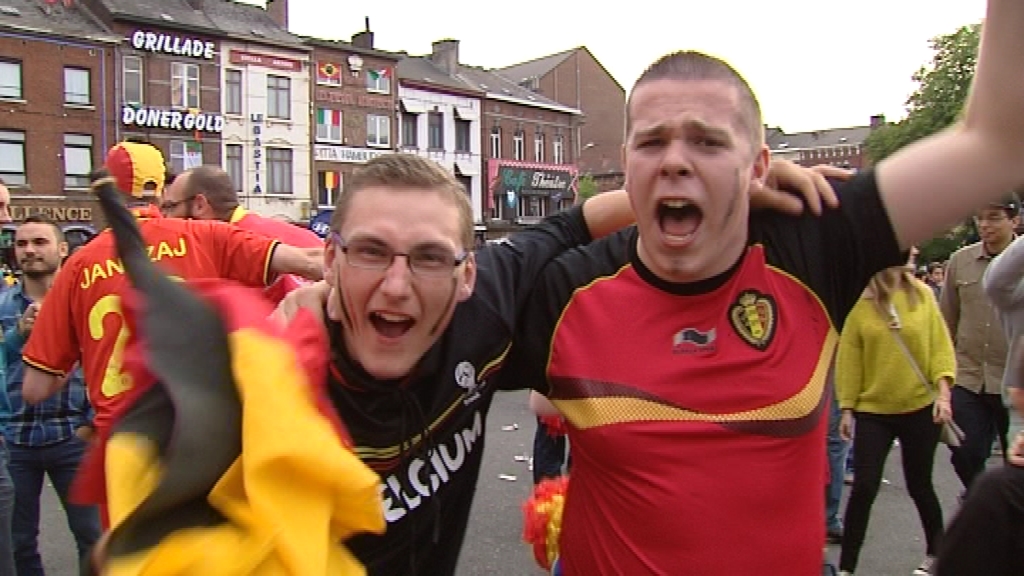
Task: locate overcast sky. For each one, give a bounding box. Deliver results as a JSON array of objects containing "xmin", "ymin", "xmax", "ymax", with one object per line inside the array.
[{"xmin": 244, "ymin": 0, "xmax": 986, "ymax": 133}]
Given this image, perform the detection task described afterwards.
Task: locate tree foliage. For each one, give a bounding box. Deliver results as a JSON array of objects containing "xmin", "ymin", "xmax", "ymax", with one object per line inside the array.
[
  {"xmin": 864, "ymin": 23, "xmax": 980, "ymax": 264},
  {"xmin": 864, "ymin": 23, "xmax": 980, "ymax": 163},
  {"xmin": 576, "ymin": 174, "xmax": 598, "ymax": 203}
]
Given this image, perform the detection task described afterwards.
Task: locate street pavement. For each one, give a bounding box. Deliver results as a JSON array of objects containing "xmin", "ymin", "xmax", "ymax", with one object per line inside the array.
[{"xmin": 36, "ymin": 390, "xmax": 980, "ymax": 575}]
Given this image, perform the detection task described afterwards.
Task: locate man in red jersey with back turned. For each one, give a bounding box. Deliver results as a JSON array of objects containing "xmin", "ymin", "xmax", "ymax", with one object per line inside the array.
[
  {"xmin": 159, "ymin": 165, "xmax": 323, "ymax": 303},
  {"xmin": 19, "ymin": 141, "xmax": 322, "ymax": 463}
]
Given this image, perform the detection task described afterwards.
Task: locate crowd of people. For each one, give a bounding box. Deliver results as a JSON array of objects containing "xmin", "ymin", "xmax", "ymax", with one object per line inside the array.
[{"xmin": 0, "ymin": 1, "xmax": 1022, "ymax": 574}]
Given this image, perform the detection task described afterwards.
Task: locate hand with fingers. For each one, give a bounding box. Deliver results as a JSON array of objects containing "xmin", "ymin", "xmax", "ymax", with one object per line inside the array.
[
  {"xmin": 751, "ymin": 159, "xmax": 850, "ymax": 216},
  {"xmin": 839, "ymin": 409, "xmax": 855, "ymax": 442}
]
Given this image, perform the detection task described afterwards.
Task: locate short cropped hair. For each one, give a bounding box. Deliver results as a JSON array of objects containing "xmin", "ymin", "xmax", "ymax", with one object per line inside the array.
[
  {"xmin": 626, "ymin": 51, "xmax": 764, "ymax": 150},
  {"xmin": 20, "ymin": 215, "xmax": 65, "ymax": 243},
  {"xmin": 185, "ymin": 165, "xmax": 239, "ymax": 220},
  {"xmin": 330, "ymin": 154, "xmax": 474, "ymax": 249}
]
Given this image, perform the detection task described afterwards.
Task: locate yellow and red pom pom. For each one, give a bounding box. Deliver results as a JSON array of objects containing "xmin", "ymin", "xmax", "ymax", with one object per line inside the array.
[{"xmin": 522, "ymin": 475, "xmax": 569, "ymax": 570}]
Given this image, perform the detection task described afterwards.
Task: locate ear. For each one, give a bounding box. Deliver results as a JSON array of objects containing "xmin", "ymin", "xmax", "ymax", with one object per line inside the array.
[
  {"xmin": 192, "ymin": 194, "xmax": 211, "ymax": 217},
  {"xmin": 620, "ymin": 144, "xmax": 628, "ymax": 190},
  {"xmin": 749, "ymin": 145, "xmax": 770, "ymax": 190},
  {"xmin": 323, "ymin": 241, "xmax": 338, "ymax": 287},
  {"xmin": 456, "ymin": 252, "xmax": 477, "ymax": 303}
]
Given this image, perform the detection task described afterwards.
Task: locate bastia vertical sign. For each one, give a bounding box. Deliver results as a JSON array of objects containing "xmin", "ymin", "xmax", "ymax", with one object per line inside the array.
[{"xmin": 252, "ymin": 113, "xmax": 263, "ymax": 194}]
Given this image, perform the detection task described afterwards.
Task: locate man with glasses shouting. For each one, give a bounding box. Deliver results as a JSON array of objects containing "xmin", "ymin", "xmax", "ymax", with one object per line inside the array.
[{"xmin": 941, "ymin": 195, "xmax": 1020, "ymax": 495}]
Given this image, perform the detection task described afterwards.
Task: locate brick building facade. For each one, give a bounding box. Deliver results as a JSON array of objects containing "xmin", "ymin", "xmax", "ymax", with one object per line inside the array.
[
  {"xmin": 481, "ymin": 95, "xmax": 580, "ymax": 228},
  {"xmin": 306, "ymin": 28, "xmax": 399, "ymax": 217},
  {"xmin": 81, "ymin": 0, "xmax": 229, "ymax": 177},
  {"xmin": 766, "ymin": 115, "xmax": 886, "ymax": 171},
  {"xmin": 499, "ymin": 47, "xmax": 625, "ymax": 192},
  {"xmin": 0, "ymin": 0, "xmax": 118, "ymax": 235},
  {"xmin": 392, "ymin": 38, "xmax": 581, "ymax": 238},
  {"xmin": 396, "ymin": 42, "xmax": 484, "ymax": 229}
]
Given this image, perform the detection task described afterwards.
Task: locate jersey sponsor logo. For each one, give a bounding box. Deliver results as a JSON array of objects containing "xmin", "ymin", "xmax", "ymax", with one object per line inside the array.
[
  {"xmin": 672, "ymin": 327, "xmax": 716, "ymax": 354},
  {"xmin": 455, "ymin": 361, "xmax": 484, "ymax": 405},
  {"xmin": 729, "ymin": 290, "xmax": 777, "ymax": 351},
  {"xmin": 379, "ymin": 410, "xmax": 483, "ymax": 523}
]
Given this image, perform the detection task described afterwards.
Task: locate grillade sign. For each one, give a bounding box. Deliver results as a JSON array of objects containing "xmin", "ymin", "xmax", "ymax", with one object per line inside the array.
[{"xmin": 129, "ymin": 30, "xmax": 216, "ymax": 60}]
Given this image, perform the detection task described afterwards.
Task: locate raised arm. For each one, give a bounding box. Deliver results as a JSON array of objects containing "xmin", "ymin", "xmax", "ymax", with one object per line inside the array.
[{"xmin": 878, "ymin": 2, "xmax": 1024, "ymax": 249}]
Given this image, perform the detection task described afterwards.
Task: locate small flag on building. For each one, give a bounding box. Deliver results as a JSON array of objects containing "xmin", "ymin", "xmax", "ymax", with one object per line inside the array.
[
  {"xmin": 317, "ymin": 61, "xmax": 340, "ymax": 84},
  {"xmin": 317, "ymin": 108, "xmax": 341, "ymax": 130},
  {"xmin": 188, "ymin": 107, "xmax": 203, "ymax": 141},
  {"xmin": 323, "ymin": 171, "xmax": 338, "ymax": 191},
  {"xmin": 183, "ymin": 142, "xmax": 202, "ymax": 170}
]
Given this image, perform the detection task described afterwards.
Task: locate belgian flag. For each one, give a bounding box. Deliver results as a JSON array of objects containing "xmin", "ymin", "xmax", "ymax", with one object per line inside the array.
[{"xmin": 82, "ymin": 172, "xmax": 385, "ymax": 575}]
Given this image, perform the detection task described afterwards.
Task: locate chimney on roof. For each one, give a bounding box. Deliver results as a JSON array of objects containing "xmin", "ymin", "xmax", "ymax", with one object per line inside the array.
[
  {"xmin": 431, "ymin": 39, "xmax": 459, "ymax": 76},
  {"xmin": 869, "ymin": 114, "xmax": 886, "ymax": 129},
  {"xmin": 352, "ymin": 17, "xmax": 374, "ymax": 49},
  {"xmin": 265, "ymin": 0, "xmax": 288, "ymax": 30}
]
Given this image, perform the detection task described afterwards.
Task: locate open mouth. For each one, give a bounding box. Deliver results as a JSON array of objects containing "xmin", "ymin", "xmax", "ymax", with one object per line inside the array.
[
  {"xmin": 657, "ymin": 200, "xmax": 703, "ymax": 242},
  {"xmin": 370, "ymin": 312, "xmax": 416, "ymax": 339}
]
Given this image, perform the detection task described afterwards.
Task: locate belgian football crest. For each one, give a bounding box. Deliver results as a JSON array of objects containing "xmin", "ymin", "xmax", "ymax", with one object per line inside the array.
[{"xmin": 729, "ymin": 290, "xmax": 777, "ymax": 350}]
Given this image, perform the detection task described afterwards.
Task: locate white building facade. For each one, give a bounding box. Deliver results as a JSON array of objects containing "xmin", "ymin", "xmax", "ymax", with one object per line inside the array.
[
  {"xmin": 397, "ymin": 84, "xmax": 483, "ymax": 223},
  {"xmin": 219, "ymin": 41, "xmax": 311, "ymax": 222}
]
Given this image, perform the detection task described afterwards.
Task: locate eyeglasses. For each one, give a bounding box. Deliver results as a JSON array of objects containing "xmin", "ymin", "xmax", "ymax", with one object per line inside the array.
[
  {"xmin": 332, "ymin": 233, "xmax": 467, "ymax": 278},
  {"xmin": 159, "ymin": 196, "xmax": 196, "ymax": 213},
  {"xmin": 975, "ymin": 212, "xmax": 1012, "ymax": 223}
]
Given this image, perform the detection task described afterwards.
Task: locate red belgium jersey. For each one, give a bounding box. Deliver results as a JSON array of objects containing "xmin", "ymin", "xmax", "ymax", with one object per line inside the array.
[{"xmin": 22, "ymin": 217, "xmax": 278, "ymax": 431}]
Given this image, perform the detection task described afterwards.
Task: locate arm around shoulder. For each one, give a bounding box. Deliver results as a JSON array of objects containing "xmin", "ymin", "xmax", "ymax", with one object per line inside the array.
[
  {"xmin": 269, "ymin": 244, "xmax": 324, "ymax": 283},
  {"xmin": 581, "ymin": 190, "xmax": 634, "ymax": 239}
]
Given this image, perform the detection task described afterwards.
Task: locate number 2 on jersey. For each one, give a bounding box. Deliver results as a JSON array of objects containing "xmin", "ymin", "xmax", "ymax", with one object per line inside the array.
[
  {"xmin": 86, "ymin": 276, "xmax": 183, "ymax": 398},
  {"xmin": 88, "ymin": 294, "xmax": 132, "ymax": 398}
]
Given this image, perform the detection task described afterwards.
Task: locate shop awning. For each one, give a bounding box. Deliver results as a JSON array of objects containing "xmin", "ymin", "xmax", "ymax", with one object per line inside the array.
[
  {"xmin": 485, "ymin": 159, "xmax": 578, "ymax": 210},
  {"xmin": 454, "ymin": 106, "xmax": 479, "ymax": 121},
  {"xmin": 401, "ymin": 98, "xmax": 428, "ymax": 114},
  {"xmin": 455, "ymin": 159, "xmax": 479, "ymax": 176}
]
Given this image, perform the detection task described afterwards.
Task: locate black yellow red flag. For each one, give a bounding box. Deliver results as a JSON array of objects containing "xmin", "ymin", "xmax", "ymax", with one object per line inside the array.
[{"xmin": 82, "ymin": 172, "xmax": 384, "ymax": 575}]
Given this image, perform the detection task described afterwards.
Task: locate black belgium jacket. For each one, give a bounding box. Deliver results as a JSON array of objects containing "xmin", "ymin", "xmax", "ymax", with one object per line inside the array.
[{"xmin": 325, "ymin": 205, "xmax": 592, "ymax": 576}]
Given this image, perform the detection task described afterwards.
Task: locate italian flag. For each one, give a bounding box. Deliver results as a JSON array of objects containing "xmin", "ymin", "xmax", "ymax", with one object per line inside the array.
[
  {"xmin": 368, "ymin": 69, "xmax": 390, "ymax": 81},
  {"xmin": 318, "ymin": 108, "xmax": 341, "ymax": 128}
]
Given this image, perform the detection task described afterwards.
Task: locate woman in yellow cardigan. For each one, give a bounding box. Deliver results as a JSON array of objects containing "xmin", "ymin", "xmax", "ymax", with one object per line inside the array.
[{"xmin": 836, "ymin": 266, "xmax": 955, "ymax": 576}]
